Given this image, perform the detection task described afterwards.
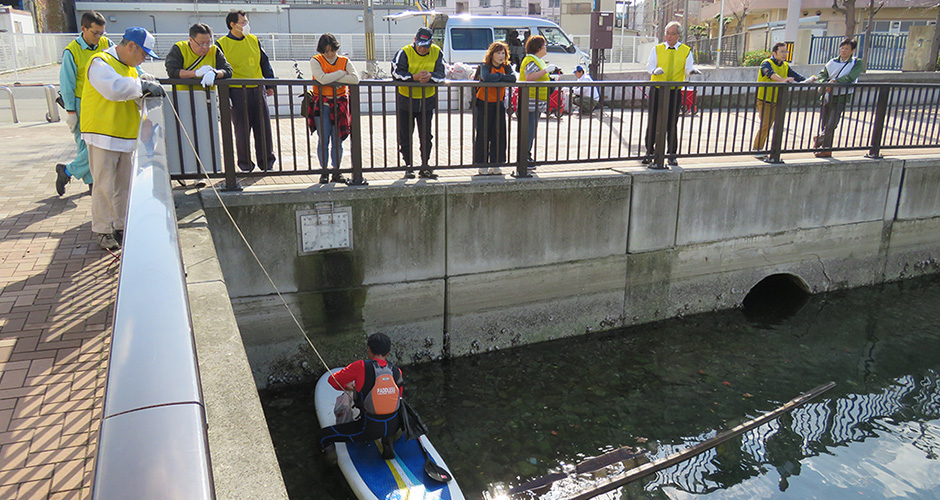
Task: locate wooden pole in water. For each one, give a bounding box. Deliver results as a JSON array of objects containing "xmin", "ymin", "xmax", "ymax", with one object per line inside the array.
[{"xmin": 558, "ymin": 381, "xmax": 837, "ymax": 500}]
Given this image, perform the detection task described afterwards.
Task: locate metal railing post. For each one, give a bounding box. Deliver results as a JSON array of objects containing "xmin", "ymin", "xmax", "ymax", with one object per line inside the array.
[
  {"xmin": 766, "ymin": 85, "xmax": 788, "ymax": 164},
  {"xmin": 0, "ymin": 86, "xmax": 17, "ymax": 123},
  {"xmin": 43, "ymin": 84, "xmax": 60, "ymax": 122},
  {"xmin": 216, "ymin": 82, "xmax": 241, "ymax": 191},
  {"xmin": 866, "ymin": 85, "xmax": 891, "ymax": 159},
  {"xmin": 653, "ymin": 83, "xmax": 669, "ymax": 168},
  {"xmin": 515, "ymin": 84, "xmax": 531, "ymax": 177},
  {"xmin": 349, "ymin": 84, "xmax": 367, "ymax": 185}
]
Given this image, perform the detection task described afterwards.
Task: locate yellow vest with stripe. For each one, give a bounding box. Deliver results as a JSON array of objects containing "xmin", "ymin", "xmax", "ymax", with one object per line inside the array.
[
  {"xmin": 397, "ymin": 44, "xmax": 441, "ymax": 98},
  {"xmin": 81, "ymin": 52, "xmax": 141, "ymax": 140},
  {"xmin": 651, "ymin": 43, "xmax": 691, "ymax": 87},
  {"xmin": 173, "ymin": 40, "xmax": 220, "ymax": 91},
  {"xmin": 520, "ymin": 54, "xmax": 550, "ymax": 101},
  {"xmin": 216, "ymin": 34, "xmax": 263, "ymax": 88},
  {"xmin": 756, "ymin": 58, "xmax": 788, "ymax": 103},
  {"xmin": 65, "ymin": 36, "xmax": 111, "ymax": 99}
]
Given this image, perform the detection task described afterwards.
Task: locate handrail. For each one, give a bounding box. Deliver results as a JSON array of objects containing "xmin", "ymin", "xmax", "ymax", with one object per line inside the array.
[
  {"xmin": 43, "ymin": 84, "xmax": 60, "ymax": 122},
  {"xmin": 91, "ymin": 97, "xmax": 214, "ymax": 500},
  {"xmin": 0, "ymin": 86, "xmax": 17, "ymax": 123}
]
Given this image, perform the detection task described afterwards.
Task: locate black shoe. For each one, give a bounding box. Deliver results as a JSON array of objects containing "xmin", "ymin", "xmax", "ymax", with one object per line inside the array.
[
  {"xmin": 55, "ymin": 164, "xmax": 70, "ymax": 196},
  {"xmin": 667, "ymin": 158, "xmax": 678, "ymax": 167},
  {"xmin": 381, "ymin": 436, "xmax": 395, "ymax": 460},
  {"xmin": 403, "ymin": 169, "xmax": 416, "ymax": 179},
  {"xmin": 319, "ymin": 174, "xmax": 330, "ymax": 184},
  {"xmin": 88, "ymin": 183, "xmax": 93, "ymax": 195},
  {"xmin": 640, "ymin": 156, "xmax": 653, "ymax": 165},
  {"xmin": 331, "ymin": 174, "xmax": 347, "ymax": 184},
  {"xmin": 418, "ymin": 169, "xmax": 438, "ymax": 180},
  {"xmin": 113, "ymin": 229, "xmax": 124, "ymax": 245}
]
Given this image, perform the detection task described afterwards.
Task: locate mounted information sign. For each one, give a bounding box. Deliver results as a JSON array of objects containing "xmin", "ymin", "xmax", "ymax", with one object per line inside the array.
[{"xmin": 297, "ymin": 203, "xmax": 353, "ymax": 254}]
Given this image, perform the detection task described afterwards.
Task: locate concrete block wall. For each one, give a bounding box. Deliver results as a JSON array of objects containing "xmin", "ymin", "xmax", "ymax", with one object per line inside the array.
[{"xmin": 201, "ymin": 158, "xmax": 940, "ymax": 386}]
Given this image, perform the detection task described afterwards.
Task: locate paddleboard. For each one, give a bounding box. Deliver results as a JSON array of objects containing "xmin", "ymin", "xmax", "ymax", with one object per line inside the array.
[{"xmin": 315, "ymin": 368, "xmax": 465, "ymax": 500}]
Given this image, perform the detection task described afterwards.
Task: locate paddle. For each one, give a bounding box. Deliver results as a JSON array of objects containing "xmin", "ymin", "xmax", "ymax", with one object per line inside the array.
[{"xmin": 399, "ymin": 398, "xmax": 453, "ymax": 483}]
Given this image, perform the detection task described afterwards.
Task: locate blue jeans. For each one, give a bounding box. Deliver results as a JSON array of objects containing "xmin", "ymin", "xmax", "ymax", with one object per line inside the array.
[
  {"xmin": 526, "ymin": 106, "xmax": 540, "ymax": 160},
  {"xmin": 316, "ymin": 103, "xmax": 342, "ymax": 170}
]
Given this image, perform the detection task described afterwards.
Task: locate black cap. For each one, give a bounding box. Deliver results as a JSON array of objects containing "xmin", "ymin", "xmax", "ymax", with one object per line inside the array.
[{"xmin": 415, "ymin": 27, "xmax": 433, "ymax": 47}]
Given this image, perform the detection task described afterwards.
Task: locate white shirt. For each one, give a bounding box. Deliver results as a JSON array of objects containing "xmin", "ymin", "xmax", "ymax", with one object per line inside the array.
[
  {"xmin": 82, "ymin": 46, "xmax": 144, "ymax": 153},
  {"xmin": 575, "ymin": 73, "xmax": 599, "ymax": 101},
  {"xmin": 646, "ymin": 41, "xmax": 695, "ymax": 76}
]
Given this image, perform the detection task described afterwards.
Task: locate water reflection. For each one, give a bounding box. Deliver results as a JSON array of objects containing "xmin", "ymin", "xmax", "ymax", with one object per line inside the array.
[{"xmin": 259, "ymin": 275, "xmax": 940, "ymax": 500}]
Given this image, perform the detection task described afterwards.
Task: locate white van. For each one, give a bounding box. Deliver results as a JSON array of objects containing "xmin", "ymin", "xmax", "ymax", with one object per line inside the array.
[{"xmin": 384, "ymin": 12, "xmax": 590, "ymax": 73}]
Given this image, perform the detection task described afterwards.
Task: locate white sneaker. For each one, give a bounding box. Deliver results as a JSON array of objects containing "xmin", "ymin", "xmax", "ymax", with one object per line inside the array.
[
  {"xmin": 489, "ymin": 167, "xmax": 502, "ymax": 175},
  {"xmin": 94, "ymin": 232, "xmax": 120, "ymax": 251}
]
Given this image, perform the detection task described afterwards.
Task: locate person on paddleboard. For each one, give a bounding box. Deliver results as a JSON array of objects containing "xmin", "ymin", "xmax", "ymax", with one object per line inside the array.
[{"xmin": 319, "ymin": 333, "xmax": 404, "ymax": 459}]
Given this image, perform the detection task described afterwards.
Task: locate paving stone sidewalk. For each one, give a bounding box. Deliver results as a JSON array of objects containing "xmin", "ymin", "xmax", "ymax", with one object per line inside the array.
[{"xmin": 0, "ymin": 120, "xmax": 115, "ymax": 500}]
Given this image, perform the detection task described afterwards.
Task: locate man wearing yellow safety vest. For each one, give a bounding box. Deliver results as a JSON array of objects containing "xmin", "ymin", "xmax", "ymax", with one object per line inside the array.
[
  {"xmin": 55, "ymin": 11, "xmax": 110, "ymax": 197},
  {"xmin": 81, "ymin": 27, "xmax": 165, "ymax": 251},
  {"xmin": 752, "ymin": 42, "xmax": 816, "ymax": 161},
  {"xmin": 391, "ymin": 27, "xmax": 445, "ymax": 180},
  {"xmin": 643, "ymin": 21, "xmax": 700, "ymax": 169},
  {"xmin": 165, "ymin": 23, "xmax": 233, "ymax": 91},
  {"xmin": 216, "ymin": 10, "xmax": 277, "ymax": 172}
]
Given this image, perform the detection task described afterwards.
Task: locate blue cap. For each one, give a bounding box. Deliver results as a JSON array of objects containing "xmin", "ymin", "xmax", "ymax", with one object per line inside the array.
[
  {"xmin": 123, "ymin": 27, "xmax": 158, "ymax": 58},
  {"xmin": 575, "ymin": 65, "xmax": 585, "ymax": 73}
]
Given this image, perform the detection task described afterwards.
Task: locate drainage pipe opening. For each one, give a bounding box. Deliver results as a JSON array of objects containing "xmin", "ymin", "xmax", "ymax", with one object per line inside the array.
[{"xmin": 742, "ymin": 274, "xmax": 811, "ymax": 324}]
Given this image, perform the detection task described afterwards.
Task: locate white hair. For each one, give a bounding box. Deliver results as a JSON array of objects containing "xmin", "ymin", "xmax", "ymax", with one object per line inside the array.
[{"xmin": 665, "ymin": 21, "xmax": 682, "ymax": 36}]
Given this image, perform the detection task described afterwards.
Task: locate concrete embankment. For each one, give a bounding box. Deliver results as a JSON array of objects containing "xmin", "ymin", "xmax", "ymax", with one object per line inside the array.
[{"xmin": 196, "ymin": 156, "xmax": 940, "ymax": 386}]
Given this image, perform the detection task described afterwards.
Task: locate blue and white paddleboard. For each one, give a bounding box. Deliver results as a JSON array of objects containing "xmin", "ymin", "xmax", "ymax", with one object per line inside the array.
[{"xmin": 315, "ymin": 368, "xmax": 465, "ymax": 500}]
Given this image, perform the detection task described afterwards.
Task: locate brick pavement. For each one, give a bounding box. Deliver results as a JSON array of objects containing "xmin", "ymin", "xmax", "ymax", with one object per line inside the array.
[{"xmin": 0, "ymin": 120, "xmax": 115, "ymax": 500}]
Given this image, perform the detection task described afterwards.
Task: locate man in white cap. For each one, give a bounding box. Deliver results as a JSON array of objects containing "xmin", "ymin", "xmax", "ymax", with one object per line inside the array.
[{"xmin": 81, "ymin": 26, "xmax": 164, "ymax": 250}]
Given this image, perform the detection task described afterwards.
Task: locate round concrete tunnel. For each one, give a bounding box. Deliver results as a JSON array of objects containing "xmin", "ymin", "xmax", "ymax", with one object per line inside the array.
[{"xmin": 742, "ymin": 274, "xmax": 811, "ymax": 323}]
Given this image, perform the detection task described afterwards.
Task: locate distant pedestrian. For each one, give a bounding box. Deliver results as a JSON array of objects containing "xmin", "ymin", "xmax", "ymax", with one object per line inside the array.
[
  {"xmin": 216, "ymin": 10, "xmax": 277, "ymax": 172},
  {"xmin": 392, "ymin": 27, "xmax": 445, "ymax": 180},
  {"xmin": 752, "ymin": 42, "xmax": 816, "ymax": 160},
  {"xmin": 520, "ymin": 35, "xmax": 558, "ymax": 169},
  {"xmin": 813, "ymin": 39, "xmax": 865, "ymax": 158},
  {"xmin": 55, "ymin": 11, "xmax": 110, "ymax": 197},
  {"xmin": 505, "ymin": 29, "xmax": 525, "ymax": 69},
  {"xmin": 473, "ymin": 41, "xmax": 516, "ymax": 175},
  {"xmin": 82, "ymin": 27, "xmax": 164, "ymax": 251},
  {"xmin": 309, "ymin": 33, "xmax": 360, "ymax": 184},
  {"xmin": 643, "ymin": 21, "xmax": 699, "ymax": 169}
]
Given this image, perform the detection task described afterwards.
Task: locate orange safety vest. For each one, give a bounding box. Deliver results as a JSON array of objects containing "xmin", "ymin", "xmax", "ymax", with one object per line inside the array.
[
  {"xmin": 476, "ymin": 64, "xmax": 507, "ymax": 103},
  {"xmin": 312, "ymin": 54, "xmax": 349, "ymax": 98}
]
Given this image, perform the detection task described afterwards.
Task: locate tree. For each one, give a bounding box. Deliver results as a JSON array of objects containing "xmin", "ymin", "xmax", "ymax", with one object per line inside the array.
[
  {"xmin": 861, "ymin": 0, "xmax": 888, "ymax": 66},
  {"xmin": 831, "ymin": 0, "xmax": 859, "ymax": 39},
  {"xmin": 931, "ymin": 2, "xmax": 940, "ymax": 71},
  {"xmin": 728, "ymin": 0, "xmax": 753, "ymax": 34}
]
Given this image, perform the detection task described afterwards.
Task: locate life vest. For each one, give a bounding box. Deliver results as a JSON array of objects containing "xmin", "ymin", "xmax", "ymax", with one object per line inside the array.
[
  {"xmin": 520, "ymin": 54, "xmax": 550, "ymax": 101},
  {"xmin": 757, "ymin": 58, "xmax": 788, "ymax": 102},
  {"xmin": 476, "ymin": 64, "xmax": 507, "ymax": 103},
  {"xmin": 216, "ymin": 33, "xmax": 263, "ymax": 88},
  {"xmin": 65, "ymin": 35, "xmax": 111, "ymax": 100},
  {"xmin": 312, "ymin": 53, "xmax": 349, "ymax": 98},
  {"xmin": 397, "ymin": 44, "xmax": 441, "ymax": 99},
  {"xmin": 651, "ymin": 43, "xmax": 691, "ymax": 88},
  {"xmin": 173, "ymin": 39, "xmax": 220, "ymax": 91},
  {"xmin": 358, "ymin": 360, "xmax": 401, "ymax": 416},
  {"xmin": 80, "ymin": 51, "xmax": 141, "ymax": 140}
]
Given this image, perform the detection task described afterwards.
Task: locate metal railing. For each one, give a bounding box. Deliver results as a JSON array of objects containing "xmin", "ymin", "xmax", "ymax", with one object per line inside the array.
[
  {"xmin": 92, "ymin": 97, "xmax": 214, "ymax": 500},
  {"xmin": 162, "ymin": 78, "xmax": 940, "ymax": 189},
  {"xmin": 809, "ymin": 33, "xmax": 908, "ymax": 70}
]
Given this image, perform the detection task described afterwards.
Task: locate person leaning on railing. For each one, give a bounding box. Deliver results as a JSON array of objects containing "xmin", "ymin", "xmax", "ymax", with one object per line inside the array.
[
  {"xmin": 813, "ymin": 39, "xmax": 865, "ymax": 158},
  {"xmin": 165, "ymin": 23, "xmax": 233, "ymax": 91},
  {"xmin": 391, "ymin": 27, "xmax": 445, "ymax": 180},
  {"xmin": 520, "ymin": 35, "xmax": 557, "ymax": 170},
  {"xmin": 473, "ymin": 41, "xmax": 517, "ymax": 175},
  {"xmin": 752, "ymin": 42, "xmax": 816, "ymax": 161},
  {"xmin": 309, "ymin": 33, "xmax": 360, "ymax": 185}
]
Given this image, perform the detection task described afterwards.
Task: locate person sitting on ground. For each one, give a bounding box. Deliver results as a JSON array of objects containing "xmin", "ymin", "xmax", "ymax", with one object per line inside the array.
[
  {"xmin": 319, "ymin": 333, "xmax": 404, "ymax": 460},
  {"xmin": 572, "ymin": 65, "xmax": 600, "ymax": 114}
]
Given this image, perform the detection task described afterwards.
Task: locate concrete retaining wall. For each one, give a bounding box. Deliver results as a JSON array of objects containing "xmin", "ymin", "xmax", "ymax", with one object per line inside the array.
[{"xmin": 200, "ymin": 157, "xmax": 940, "ymax": 387}]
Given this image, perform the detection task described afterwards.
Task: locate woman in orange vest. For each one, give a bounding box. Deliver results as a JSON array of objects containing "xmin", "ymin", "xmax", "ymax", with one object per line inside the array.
[
  {"xmin": 474, "ymin": 42, "xmax": 517, "ymax": 175},
  {"xmin": 309, "ymin": 33, "xmax": 360, "ymax": 184}
]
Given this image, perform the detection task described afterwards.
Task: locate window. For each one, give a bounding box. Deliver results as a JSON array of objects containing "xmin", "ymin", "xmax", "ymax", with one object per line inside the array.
[
  {"xmin": 480, "ymin": 0, "xmax": 490, "ymax": 6},
  {"xmin": 548, "ymin": 0, "xmax": 560, "ymax": 7},
  {"xmin": 538, "ymin": 26, "xmax": 575, "ymax": 53},
  {"xmin": 450, "ymin": 28, "xmax": 494, "ymax": 50},
  {"xmin": 456, "ymin": 2, "xmax": 468, "ymax": 13},
  {"xmin": 528, "ymin": 3, "xmax": 541, "ymax": 15},
  {"xmin": 510, "ymin": 0, "xmax": 522, "ymax": 7}
]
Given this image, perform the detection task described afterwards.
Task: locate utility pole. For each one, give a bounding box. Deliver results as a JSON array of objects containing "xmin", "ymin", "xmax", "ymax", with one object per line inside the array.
[
  {"xmin": 715, "ymin": 0, "xmax": 725, "ymax": 68},
  {"xmin": 363, "ymin": 0, "xmax": 379, "ymax": 78}
]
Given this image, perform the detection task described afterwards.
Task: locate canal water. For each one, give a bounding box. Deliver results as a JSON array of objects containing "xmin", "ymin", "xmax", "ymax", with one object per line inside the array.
[{"xmin": 259, "ymin": 274, "xmax": 940, "ymax": 499}]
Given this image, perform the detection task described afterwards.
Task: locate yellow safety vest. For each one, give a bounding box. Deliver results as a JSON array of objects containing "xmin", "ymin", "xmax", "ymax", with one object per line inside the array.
[
  {"xmin": 519, "ymin": 54, "xmax": 550, "ymax": 101},
  {"xmin": 216, "ymin": 34, "xmax": 263, "ymax": 88},
  {"xmin": 757, "ymin": 58, "xmax": 788, "ymax": 102},
  {"xmin": 65, "ymin": 36, "xmax": 111, "ymax": 99},
  {"xmin": 397, "ymin": 44, "xmax": 441, "ymax": 98},
  {"xmin": 173, "ymin": 40, "xmax": 220, "ymax": 91},
  {"xmin": 651, "ymin": 43, "xmax": 691, "ymax": 87},
  {"xmin": 81, "ymin": 52, "xmax": 141, "ymax": 140}
]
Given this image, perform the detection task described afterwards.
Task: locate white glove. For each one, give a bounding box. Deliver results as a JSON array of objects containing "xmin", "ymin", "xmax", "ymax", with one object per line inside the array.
[
  {"xmin": 689, "ymin": 67, "xmax": 702, "ymax": 75},
  {"xmin": 200, "ymin": 70, "xmax": 217, "ymax": 87},
  {"xmin": 194, "ymin": 65, "xmax": 214, "ymax": 78},
  {"xmin": 139, "ymin": 72, "xmax": 158, "ymax": 82},
  {"xmin": 544, "ymin": 63, "xmax": 559, "ymax": 73},
  {"xmin": 65, "ymin": 112, "xmax": 78, "ymax": 133},
  {"xmin": 652, "ymin": 67, "xmax": 665, "ymax": 75}
]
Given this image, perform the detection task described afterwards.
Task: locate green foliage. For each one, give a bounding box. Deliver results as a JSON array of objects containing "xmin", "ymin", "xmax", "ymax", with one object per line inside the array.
[
  {"xmin": 742, "ymin": 50, "xmax": 770, "ymax": 67},
  {"xmin": 936, "ymin": 54, "xmax": 940, "ymax": 71},
  {"xmin": 689, "ymin": 23, "xmax": 710, "ymax": 39}
]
